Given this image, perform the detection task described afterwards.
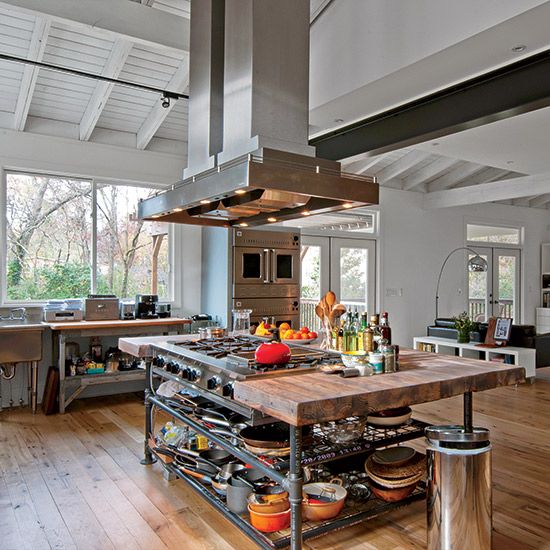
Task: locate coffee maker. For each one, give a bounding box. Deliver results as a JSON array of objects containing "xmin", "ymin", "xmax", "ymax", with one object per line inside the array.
[{"xmin": 135, "ymin": 294, "xmax": 158, "ymax": 319}]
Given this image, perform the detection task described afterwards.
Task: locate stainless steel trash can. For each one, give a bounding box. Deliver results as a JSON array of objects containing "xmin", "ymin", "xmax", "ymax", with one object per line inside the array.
[{"xmin": 426, "ymin": 425, "xmax": 492, "ymax": 550}]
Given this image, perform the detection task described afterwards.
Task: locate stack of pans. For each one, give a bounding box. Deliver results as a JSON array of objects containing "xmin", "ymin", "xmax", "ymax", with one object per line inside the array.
[{"xmin": 365, "ymin": 446, "xmax": 425, "ymax": 502}]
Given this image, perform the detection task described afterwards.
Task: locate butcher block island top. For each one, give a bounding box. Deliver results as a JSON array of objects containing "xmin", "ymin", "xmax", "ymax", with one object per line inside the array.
[{"xmin": 233, "ymin": 348, "xmax": 525, "ymax": 426}]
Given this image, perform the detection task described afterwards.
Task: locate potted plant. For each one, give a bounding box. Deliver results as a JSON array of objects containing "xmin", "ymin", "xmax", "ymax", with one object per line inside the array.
[{"xmin": 452, "ymin": 312, "xmax": 478, "ymax": 344}]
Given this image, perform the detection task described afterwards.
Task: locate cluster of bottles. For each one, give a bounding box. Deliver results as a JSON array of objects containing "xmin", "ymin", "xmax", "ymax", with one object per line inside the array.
[{"xmin": 332, "ymin": 311, "xmax": 392, "ymax": 353}]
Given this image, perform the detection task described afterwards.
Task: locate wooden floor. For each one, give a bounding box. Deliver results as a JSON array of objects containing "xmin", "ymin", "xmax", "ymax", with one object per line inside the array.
[{"xmin": 1, "ymin": 371, "xmax": 550, "ymax": 550}]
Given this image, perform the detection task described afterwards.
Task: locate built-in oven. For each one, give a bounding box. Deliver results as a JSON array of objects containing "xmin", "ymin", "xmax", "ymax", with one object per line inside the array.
[
  {"xmin": 233, "ymin": 228, "xmax": 300, "ymax": 287},
  {"xmin": 233, "ymin": 247, "xmax": 300, "ymax": 286}
]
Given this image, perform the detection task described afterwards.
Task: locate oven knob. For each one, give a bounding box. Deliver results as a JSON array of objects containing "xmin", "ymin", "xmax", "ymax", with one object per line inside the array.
[
  {"xmin": 179, "ymin": 367, "xmax": 190, "ymax": 379},
  {"xmin": 154, "ymin": 356, "xmax": 165, "ymax": 367},
  {"xmin": 170, "ymin": 361, "xmax": 181, "ymax": 374},
  {"xmin": 207, "ymin": 376, "xmax": 221, "ymax": 390},
  {"xmin": 222, "ymin": 383, "xmax": 234, "ymax": 397},
  {"xmin": 188, "ymin": 369, "xmax": 201, "ymax": 382}
]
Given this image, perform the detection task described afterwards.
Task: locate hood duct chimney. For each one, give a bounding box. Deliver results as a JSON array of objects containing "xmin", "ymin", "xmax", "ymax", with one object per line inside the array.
[{"xmin": 139, "ymin": 0, "xmax": 378, "ymax": 227}]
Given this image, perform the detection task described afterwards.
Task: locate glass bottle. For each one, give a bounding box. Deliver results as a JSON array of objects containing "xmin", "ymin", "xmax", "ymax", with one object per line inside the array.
[
  {"xmin": 349, "ymin": 311, "xmax": 358, "ymax": 352},
  {"xmin": 343, "ymin": 314, "xmax": 351, "ymax": 352},
  {"xmin": 370, "ymin": 314, "xmax": 381, "ymax": 351},
  {"xmin": 362, "ymin": 312, "xmax": 373, "ymax": 352},
  {"xmin": 380, "ymin": 312, "xmax": 392, "ymax": 345},
  {"xmin": 357, "ymin": 312, "xmax": 367, "ymax": 351},
  {"xmin": 337, "ymin": 318, "xmax": 345, "ymax": 351}
]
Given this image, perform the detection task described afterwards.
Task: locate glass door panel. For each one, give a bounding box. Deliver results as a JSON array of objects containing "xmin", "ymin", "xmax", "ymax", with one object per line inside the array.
[
  {"xmin": 494, "ymin": 248, "xmax": 520, "ymax": 322},
  {"xmin": 331, "ymin": 238, "xmax": 376, "ymax": 317},
  {"xmin": 468, "ymin": 247, "xmax": 492, "ymax": 323},
  {"xmin": 300, "ymin": 237, "xmax": 329, "ymax": 330}
]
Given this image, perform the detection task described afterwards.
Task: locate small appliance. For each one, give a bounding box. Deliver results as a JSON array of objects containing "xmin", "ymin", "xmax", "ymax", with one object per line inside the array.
[
  {"xmin": 135, "ymin": 294, "xmax": 158, "ymax": 319},
  {"xmin": 120, "ymin": 301, "xmax": 135, "ymax": 320}
]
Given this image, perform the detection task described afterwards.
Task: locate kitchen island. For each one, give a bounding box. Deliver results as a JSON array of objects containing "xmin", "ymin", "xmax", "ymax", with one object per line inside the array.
[{"xmin": 119, "ymin": 335, "xmax": 525, "ymax": 550}]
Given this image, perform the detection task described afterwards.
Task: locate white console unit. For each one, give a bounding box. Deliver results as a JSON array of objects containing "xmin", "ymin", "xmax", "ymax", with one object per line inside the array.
[
  {"xmin": 536, "ymin": 307, "xmax": 550, "ymax": 335},
  {"xmin": 413, "ymin": 336, "xmax": 536, "ymax": 381}
]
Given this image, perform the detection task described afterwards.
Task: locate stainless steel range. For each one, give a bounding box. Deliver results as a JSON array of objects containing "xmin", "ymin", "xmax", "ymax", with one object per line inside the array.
[{"xmin": 150, "ymin": 336, "xmax": 340, "ymax": 424}]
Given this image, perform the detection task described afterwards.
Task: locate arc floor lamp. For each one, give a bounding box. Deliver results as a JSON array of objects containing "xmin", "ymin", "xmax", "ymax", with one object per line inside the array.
[{"xmin": 435, "ymin": 247, "xmax": 488, "ymax": 320}]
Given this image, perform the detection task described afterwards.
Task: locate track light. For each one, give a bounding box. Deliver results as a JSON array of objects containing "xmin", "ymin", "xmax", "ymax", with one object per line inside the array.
[{"xmin": 161, "ymin": 95, "xmax": 170, "ymax": 108}]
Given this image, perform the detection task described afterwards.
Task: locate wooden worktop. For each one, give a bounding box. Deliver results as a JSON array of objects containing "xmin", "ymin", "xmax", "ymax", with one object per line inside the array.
[
  {"xmin": 233, "ymin": 348, "xmax": 526, "ymax": 426},
  {"xmin": 44, "ymin": 317, "xmax": 191, "ymax": 331}
]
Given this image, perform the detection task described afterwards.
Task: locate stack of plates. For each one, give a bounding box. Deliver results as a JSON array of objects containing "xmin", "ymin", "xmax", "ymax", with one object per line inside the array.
[
  {"xmin": 367, "ymin": 407, "xmax": 412, "ymax": 427},
  {"xmin": 365, "ymin": 446, "xmax": 425, "ymax": 502}
]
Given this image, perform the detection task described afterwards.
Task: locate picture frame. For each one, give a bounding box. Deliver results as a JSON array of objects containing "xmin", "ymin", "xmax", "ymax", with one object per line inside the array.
[{"xmin": 493, "ymin": 317, "xmax": 512, "ymax": 341}]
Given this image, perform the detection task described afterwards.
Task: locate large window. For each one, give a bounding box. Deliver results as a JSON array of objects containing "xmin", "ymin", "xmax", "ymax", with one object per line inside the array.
[{"xmin": 5, "ymin": 172, "xmax": 170, "ymax": 302}]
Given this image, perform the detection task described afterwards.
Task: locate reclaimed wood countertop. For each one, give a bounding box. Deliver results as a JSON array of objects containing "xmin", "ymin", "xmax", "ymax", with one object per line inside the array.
[{"xmin": 233, "ymin": 348, "xmax": 526, "ymax": 426}]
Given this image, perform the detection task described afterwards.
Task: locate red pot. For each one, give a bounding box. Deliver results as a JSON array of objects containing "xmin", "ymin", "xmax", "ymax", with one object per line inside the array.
[{"xmin": 255, "ymin": 340, "xmax": 291, "ymax": 365}]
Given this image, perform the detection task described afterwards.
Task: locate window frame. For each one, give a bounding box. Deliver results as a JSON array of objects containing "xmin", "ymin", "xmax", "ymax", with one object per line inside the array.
[{"xmin": 1, "ymin": 169, "xmax": 174, "ymax": 306}]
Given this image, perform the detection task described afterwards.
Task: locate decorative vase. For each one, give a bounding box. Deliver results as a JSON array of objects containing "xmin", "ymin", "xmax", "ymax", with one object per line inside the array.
[{"xmin": 457, "ymin": 331, "xmax": 470, "ymax": 344}]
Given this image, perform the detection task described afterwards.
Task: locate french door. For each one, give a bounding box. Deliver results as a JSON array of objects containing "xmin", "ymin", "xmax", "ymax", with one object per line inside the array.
[
  {"xmin": 300, "ymin": 236, "xmax": 376, "ymax": 329},
  {"xmin": 467, "ymin": 246, "xmax": 521, "ymax": 323}
]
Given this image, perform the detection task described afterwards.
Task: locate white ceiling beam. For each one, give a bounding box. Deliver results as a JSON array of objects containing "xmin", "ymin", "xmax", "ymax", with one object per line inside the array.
[
  {"xmin": 79, "ymin": 39, "xmax": 133, "ymax": 141},
  {"xmin": 13, "ymin": 17, "xmax": 50, "ymax": 131},
  {"xmin": 512, "ymin": 195, "xmax": 538, "ymax": 207},
  {"xmin": 402, "ymin": 156, "xmax": 457, "ymax": 191},
  {"xmin": 136, "ymin": 60, "xmax": 189, "ymax": 150},
  {"xmin": 375, "ymin": 150, "xmax": 430, "ymax": 184},
  {"xmin": 343, "ymin": 155, "xmax": 386, "ymax": 175},
  {"xmin": 529, "ymin": 194, "xmax": 550, "ymax": 208},
  {"xmin": 142, "ymin": 0, "xmax": 156, "ymax": 5},
  {"xmin": 452, "ymin": 167, "xmax": 514, "ymax": 189},
  {"xmin": 424, "ymin": 173, "xmax": 550, "ymax": 209},
  {"xmin": 0, "ymin": 0, "xmax": 189, "ymax": 53},
  {"xmin": 427, "ymin": 162, "xmax": 486, "ymax": 192}
]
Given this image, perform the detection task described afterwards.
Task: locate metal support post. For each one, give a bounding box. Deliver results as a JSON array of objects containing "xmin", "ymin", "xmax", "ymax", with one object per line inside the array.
[
  {"xmin": 289, "ymin": 425, "xmax": 303, "ymax": 550},
  {"xmin": 464, "ymin": 391, "xmax": 473, "ymax": 433},
  {"xmin": 141, "ymin": 360, "xmax": 157, "ymax": 465}
]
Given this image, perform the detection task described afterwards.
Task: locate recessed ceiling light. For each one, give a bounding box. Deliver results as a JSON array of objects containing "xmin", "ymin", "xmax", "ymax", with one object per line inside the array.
[
  {"xmin": 173, "ymin": 207, "xmax": 183, "ymax": 212},
  {"xmin": 506, "ymin": 160, "xmax": 514, "ymax": 165},
  {"xmin": 334, "ymin": 118, "xmax": 344, "ymax": 123},
  {"xmin": 267, "ymin": 217, "xmax": 277, "ymax": 223},
  {"xmin": 511, "ymin": 45, "xmax": 526, "ymax": 53},
  {"xmin": 235, "ymin": 189, "xmax": 246, "ymax": 195},
  {"xmin": 200, "ymin": 199, "xmax": 211, "ymax": 204},
  {"xmin": 239, "ymin": 222, "xmax": 249, "ymax": 227}
]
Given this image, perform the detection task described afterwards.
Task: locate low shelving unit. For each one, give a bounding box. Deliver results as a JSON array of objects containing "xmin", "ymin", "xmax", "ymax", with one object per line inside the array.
[{"xmin": 145, "ymin": 365, "xmax": 428, "ymax": 550}]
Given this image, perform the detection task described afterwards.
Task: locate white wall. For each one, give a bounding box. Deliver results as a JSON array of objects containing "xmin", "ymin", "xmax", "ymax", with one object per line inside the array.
[{"xmin": 378, "ymin": 187, "xmax": 550, "ymax": 346}]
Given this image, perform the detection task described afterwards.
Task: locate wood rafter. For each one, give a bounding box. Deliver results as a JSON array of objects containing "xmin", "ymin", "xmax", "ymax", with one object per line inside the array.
[
  {"xmin": 423, "ymin": 172, "xmax": 550, "ymax": 209},
  {"xmin": 375, "ymin": 150, "xmax": 429, "ymax": 185},
  {"xmin": 136, "ymin": 59, "xmax": 189, "ymax": 150},
  {"xmin": 0, "ymin": 0, "xmax": 189, "ymax": 53},
  {"xmin": 427, "ymin": 161, "xmax": 486, "ymax": 192},
  {"xmin": 79, "ymin": 39, "xmax": 133, "ymax": 141},
  {"xmin": 13, "ymin": 16, "xmax": 50, "ymax": 131},
  {"xmin": 402, "ymin": 156, "xmax": 457, "ymax": 191}
]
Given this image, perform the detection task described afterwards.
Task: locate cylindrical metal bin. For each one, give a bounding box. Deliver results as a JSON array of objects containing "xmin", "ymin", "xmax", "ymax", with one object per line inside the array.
[{"xmin": 426, "ymin": 425, "xmax": 492, "ymax": 550}]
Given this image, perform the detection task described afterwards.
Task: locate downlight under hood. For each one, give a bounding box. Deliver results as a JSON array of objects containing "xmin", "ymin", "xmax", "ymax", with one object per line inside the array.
[{"xmin": 138, "ymin": 0, "xmax": 378, "ymax": 228}]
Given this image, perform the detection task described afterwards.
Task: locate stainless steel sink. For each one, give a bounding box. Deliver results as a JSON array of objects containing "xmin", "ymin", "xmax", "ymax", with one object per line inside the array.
[{"xmin": 0, "ymin": 322, "xmax": 44, "ymax": 363}]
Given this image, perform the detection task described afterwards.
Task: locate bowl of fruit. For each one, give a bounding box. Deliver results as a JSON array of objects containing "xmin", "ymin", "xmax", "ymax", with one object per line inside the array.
[{"xmin": 281, "ymin": 325, "xmax": 318, "ymax": 344}]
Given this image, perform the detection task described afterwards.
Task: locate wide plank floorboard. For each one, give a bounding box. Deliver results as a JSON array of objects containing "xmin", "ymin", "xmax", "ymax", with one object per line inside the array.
[{"xmin": 1, "ymin": 370, "xmax": 549, "ymax": 549}]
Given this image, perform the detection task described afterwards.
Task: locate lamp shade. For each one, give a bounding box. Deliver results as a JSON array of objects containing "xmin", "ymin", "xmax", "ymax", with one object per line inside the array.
[{"xmin": 467, "ymin": 254, "xmax": 488, "ymax": 272}]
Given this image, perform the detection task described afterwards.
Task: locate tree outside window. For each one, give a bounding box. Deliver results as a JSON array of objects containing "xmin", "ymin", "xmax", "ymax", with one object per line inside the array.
[{"xmin": 5, "ymin": 173, "xmax": 169, "ymax": 301}]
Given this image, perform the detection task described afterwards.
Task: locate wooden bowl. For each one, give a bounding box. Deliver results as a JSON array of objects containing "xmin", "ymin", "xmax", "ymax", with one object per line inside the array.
[
  {"xmin": 369, "ymin": 479, "xmax": 418, "ymax": 502},
  {"xmin": 365, "ymin": 450, "xmax": 426, "ymax": 480}
]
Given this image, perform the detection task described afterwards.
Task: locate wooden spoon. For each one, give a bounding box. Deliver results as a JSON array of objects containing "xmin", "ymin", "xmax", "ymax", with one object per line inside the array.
[
  {"xmin": 329, "ymin": 304, "xmax": 347, "ymax": 321},
  {"xmin": 325, "ymin": 291, "xmax": 336, "ymax": 309},
  {"xmin": 315, "ymin": 304, "xmax": 325, "ymax": 320}
]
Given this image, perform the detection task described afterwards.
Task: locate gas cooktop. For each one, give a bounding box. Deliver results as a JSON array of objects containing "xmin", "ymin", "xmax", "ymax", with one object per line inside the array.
[{"xmin": 151, "ymin": 335, "xmax": 341, "ymax": 423}]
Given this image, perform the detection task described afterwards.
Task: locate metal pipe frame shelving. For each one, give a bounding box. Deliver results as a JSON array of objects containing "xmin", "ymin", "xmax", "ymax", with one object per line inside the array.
[{"xmin": 141, "ymin": 361, "xmax": 429, "ymax": 550}]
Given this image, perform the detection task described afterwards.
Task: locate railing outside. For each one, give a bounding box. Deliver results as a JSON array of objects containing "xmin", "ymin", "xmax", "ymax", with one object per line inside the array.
[
  {"xmin": 300, "ymin": 299, "xmax": 366, "ymax": 330},
  {"xmin": 469, "ymin": 298, "xmax": 513, "ymax": 321},
  {"xmin": 301, "ymin": 297, "xmax": 514, "ymax": 328}
]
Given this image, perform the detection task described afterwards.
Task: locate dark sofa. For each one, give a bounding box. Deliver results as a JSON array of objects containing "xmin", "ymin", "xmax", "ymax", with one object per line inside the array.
[{"xmin": 427, "ymin": 318, "xmax": 550, "ymax": 368}]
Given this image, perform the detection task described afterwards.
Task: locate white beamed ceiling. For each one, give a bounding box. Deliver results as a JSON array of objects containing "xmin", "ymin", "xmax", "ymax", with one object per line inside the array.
[{"xmin": 0, "ymin": 0, "xmax": 549, "ymax": 209}]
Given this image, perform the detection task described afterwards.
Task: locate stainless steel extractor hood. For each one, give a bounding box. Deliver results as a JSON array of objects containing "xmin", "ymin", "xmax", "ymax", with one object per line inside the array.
[{"xmin": 138, "ymin": 0, "xmax": 378, "ymax": 228}]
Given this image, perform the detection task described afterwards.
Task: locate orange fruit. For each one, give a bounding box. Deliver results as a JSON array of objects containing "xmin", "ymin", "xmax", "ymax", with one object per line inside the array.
[
  {"xmin": 279, "ymin": 322, "xmax": 291, "ymax": 332},
  {"xmin": 300, "ymin": 326, "xmax": 309, "ymax": 334},
  {"xmin": 292, "ymin": 333, "xmax": 302, "ymax": 339}
]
